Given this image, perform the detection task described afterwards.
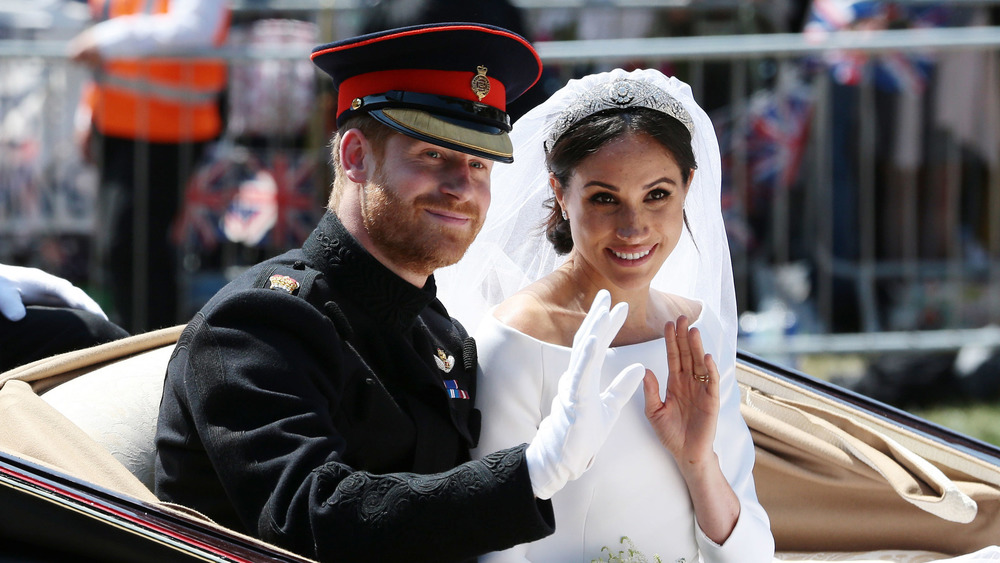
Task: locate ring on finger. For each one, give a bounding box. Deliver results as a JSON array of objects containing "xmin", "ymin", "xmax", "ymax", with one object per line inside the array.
[{"xmin": 693, "ymin": 373, "xmax": 710, "ymax": 383}]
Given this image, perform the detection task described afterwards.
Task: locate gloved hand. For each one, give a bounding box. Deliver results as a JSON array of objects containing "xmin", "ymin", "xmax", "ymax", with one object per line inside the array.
[
  {"xmin": 0, "ymin": 264, "xmax": 108, "ymax": 322},
  {"xmin": 525, "ymin": 289, "xmax": 646, "ymax": 499}
]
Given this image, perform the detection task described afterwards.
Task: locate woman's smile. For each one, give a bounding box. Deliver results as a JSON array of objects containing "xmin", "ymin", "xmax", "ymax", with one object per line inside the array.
[{"xmin": 608, "ymin": 245, "xmax": 656, "ymax": 264}]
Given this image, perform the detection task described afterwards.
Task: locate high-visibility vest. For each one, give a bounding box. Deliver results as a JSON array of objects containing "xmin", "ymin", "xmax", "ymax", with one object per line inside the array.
[{"xmin": 85, "ymin": 0, "xmax": 230, "ymax": 142}]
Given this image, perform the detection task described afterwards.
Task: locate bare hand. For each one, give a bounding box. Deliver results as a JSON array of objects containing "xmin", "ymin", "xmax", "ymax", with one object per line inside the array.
[{"xmin": 642, "ymin": 316, "xmax": 721, "ymax": 470}]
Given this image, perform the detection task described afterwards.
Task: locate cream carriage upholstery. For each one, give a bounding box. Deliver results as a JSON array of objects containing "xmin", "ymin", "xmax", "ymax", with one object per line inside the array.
[
  {"xmin": 2, "ymin": 328, "xmax": 1000, "ymax": 562},
  {"xmin": 0, "ymin": 326, "xmax": 181, "ymax": 502},
  {"xmin": 39, "ymin": 340, "xmax": 174, "ymax": 491}
]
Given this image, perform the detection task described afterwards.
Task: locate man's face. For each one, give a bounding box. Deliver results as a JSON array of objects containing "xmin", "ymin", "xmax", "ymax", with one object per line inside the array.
[{"xmin": 360, "ymin": 134, "xmax": 493, "ymax": 278}]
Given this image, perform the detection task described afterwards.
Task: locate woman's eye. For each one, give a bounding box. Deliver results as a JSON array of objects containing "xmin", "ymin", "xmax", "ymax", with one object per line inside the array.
[
  {"xmin": 591, "ymin": 193, "xmax": 616, "ymax": 204},
  {"xmin": 647, "ymin": 189, "xmax": 671, "ymax": 201}
]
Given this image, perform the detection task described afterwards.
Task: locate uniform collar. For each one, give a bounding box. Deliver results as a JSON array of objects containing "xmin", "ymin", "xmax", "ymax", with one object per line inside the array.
[{"xmin": 303, "ymin": 210, "xmax": 438, "ymax": 332}]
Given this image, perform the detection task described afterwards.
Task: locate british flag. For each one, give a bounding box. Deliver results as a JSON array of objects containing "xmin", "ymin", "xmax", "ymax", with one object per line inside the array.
[
  {"xmin": 233, "ymin": 150, "xmax": 322, "ymax": 250},
  {"xmin": 173, "ymin": 147, "xmax": 323, "ymax": 253},
  {"xmin": 171, "ymin": 146, "xmax": 236, "ymax": 251},
  {"xmin": 716, "ymin": 76, "xmax": 815, "ymax": 204},
  {"xmin": 804, "ymin": 0, "xmax": 951, "ymax": 93},
  {"xmin": 747, "ymin": 83, "xmax": 815, "ymax": 196},
  {"xmin": 714, "ymin": 72, "xmax": 815, "ymax": 253}
]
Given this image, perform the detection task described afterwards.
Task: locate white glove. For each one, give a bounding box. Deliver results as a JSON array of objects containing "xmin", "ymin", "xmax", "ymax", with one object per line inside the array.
[
  {"xmin": 525, "ymin": 289, "xmax": 646, "ymax": 499},
  {"xmin": 0, "ymin": 264, "xmax": 108, "ymax": 322}
]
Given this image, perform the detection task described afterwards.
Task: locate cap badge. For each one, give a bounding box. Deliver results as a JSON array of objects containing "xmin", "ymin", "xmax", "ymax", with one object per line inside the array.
[
  {"xmin": 471, "ymin": 65, "xmax": 490, "ymax": 101},
  {"xmin": 268, "ymin": 274, "xmax": 300, "ymax": 294},
  {"xmin": 351, "ymin": 97, "xmax": 363, "ymax": 110},
  {"xmin": 434, "ymin": 347, "xmax": 455, "ymax": 373}
]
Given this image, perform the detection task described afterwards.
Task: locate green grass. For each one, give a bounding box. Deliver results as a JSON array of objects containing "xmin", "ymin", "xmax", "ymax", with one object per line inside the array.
[
  {"xmin": 797, "ymin": 354, "xmax": 1000, "ymax": 448},
  {"xmin": 912, "ymin": 402, "xmax": 1000, "ymax": 448}
]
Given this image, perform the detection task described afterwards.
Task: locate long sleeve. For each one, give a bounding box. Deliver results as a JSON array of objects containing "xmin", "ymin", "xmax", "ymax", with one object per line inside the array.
[
  {"xmin": 472, "ymin": 315, "xmax": 552, "ymax": 459},
  {"xmin": 471, "ymin": 314, "xmax": 555, "ymax": 562},
  {"xmin": 694, "ymin": 308, "xmax": 775, "ymax": 563},
  {"xmin": 91, "ymin": 0, "xmax": 229, "ymax": 57},
  {"xmin": 155, "ymin": 288, "xmax": 553, "ymax": 563},
  {"xmin": 470, "ymin": 308, "xmax": 774, "ymax": 563}
]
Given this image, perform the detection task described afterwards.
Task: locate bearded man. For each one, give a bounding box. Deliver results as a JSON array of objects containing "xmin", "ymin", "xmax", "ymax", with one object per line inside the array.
[{"xmin": 154, "ymin": 23, "xmax": 646, "ymax": 563}]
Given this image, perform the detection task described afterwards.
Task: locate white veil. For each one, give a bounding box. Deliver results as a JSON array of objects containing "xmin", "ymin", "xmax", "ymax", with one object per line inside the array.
[{"xmin": 436, "ymin": 68, "xmax": 737, "ymax": 351}]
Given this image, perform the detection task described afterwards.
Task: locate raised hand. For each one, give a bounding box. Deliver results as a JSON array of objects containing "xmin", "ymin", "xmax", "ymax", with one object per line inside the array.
[
  {"xmin": 525, "ymin": 289, "xmax": 646, "ymax": 499},
  {"xmin": 642, "ymin": 316, "xmax": 721, "ymax": 468}
]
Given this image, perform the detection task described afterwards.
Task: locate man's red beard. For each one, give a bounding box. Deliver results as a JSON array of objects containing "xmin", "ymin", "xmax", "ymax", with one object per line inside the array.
[{"xmin": 360, "ymin": 178, "xmax": 484, "ymax": 278}]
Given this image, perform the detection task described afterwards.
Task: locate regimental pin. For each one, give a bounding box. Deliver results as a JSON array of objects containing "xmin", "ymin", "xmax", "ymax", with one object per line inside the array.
[
  {"xmin": 268, "ymin": 274, "xmax": 299, "ymax": 294},
  {"xmin": 434, "ymin": 348, "xmax": 455, "ymax": 373},
  {"xmin": 471, "ymin": 65, "xmax": 490, "ymax": 101}
]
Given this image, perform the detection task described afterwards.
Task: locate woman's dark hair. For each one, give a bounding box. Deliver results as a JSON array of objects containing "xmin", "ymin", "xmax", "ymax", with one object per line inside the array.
[{"xmin": 544, "ymin": 107, "xmax": 697, "ymax": 255}]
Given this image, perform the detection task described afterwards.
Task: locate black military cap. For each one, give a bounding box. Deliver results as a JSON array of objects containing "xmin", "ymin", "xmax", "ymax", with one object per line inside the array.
[{"xmin": 311, "ymin": 22, "xmax": 542, "ymax": 163}]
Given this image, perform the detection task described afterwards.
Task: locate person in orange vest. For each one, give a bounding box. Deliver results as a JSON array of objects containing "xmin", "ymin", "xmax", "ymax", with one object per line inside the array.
[{"xmin": 68, "ymin": 0, "xmax": 230, "ymax": 333}]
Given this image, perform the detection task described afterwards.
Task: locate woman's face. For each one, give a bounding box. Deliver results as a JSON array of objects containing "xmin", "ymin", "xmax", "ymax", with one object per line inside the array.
[{"xmin": 554, "ymin": 131, "xmax": 692, "ymax": 292}]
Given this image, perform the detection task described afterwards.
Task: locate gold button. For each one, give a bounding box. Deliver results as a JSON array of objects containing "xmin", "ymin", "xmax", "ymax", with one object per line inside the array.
[{"xmin": 351, "ymin": 98, "xmax": 363, "ymax": 110}]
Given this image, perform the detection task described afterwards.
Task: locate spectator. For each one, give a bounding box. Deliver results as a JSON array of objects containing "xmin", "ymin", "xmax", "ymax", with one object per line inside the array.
[{"xmin": 68, "ymin": 0, "xmax": 230, "ymax": 332}]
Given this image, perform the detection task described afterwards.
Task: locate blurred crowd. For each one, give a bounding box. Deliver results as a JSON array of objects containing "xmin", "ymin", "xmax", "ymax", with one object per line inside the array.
[{"xmin": 1, "ymin": 0, "xmax": 998, "ymax": 344}]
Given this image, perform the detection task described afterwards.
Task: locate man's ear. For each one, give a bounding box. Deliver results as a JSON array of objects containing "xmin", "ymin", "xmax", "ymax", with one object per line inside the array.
[{"xmin": 340, "ymin": 128, "xmax": 371, "ymax": 184}]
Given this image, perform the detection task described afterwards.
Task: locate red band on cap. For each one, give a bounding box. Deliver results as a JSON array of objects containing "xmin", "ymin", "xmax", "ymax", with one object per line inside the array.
[{"xmin": 337, "ymin": 69, "xmax": 506, "ymax": 118}]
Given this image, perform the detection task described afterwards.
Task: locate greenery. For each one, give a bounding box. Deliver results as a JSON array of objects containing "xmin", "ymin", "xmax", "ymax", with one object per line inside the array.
[
  {"xmin": 913, "ymin": 401, "xmax": 1000, "ymax": 447},
  {"xmin": 592, "ymin": 537, "xmax": 662, "ymax": 563},
  {"xmin": 799, "ymin": 354, "xmax": 1000, "ymax": 448}
]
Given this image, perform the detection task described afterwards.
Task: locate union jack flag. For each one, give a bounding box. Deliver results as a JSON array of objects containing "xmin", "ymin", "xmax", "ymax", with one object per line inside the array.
[
  {"xmin": 716, "ymin": 76, "xmax": 815, "ymax": 202},
  {"xmin": 714, "ymin": 73, "xmax": 815, "ymax": 253},
  {"xmin": 804, "ymin": 0, "xmax": 951, "ymax": 93},
  {"xmin": 173, "ymin": 147, "xmax": 323, "ymax": 252},
  {"xmin": 172, "ymin": 147, "xmax": 236, "ymax": 251},
  {"xmin": 240, "ymin": 150, "xmax": 323, "ymax": 250}
]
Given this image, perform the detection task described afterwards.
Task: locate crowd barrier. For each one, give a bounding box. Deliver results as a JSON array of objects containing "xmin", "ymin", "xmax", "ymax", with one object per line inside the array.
[{"xmin": 1, "ymin": 11, "xmax": 999, "ymax": 358}]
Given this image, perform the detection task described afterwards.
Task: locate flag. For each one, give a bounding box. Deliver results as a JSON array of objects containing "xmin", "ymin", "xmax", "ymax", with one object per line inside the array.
[
  {"xmin": 171, "ymin": 147, "xmax": 237, "ymax": 251},
  {"xmin": 247, "ymin": 150, "xmax": 322, "ymax": 250},
  {"xmin": 714, "ymin": 72, "xmax": 815, "ymax": 254},
  {"xmin": 716, "ymin": 76, "xmax": 815, "ymax": 207},
  {"xmin": 804, "ymin": 0, "xmax": 948, "ymax": 93},
  {"xmin": 174, "ymin": 148, "xmax": 323, "ymax": 252}
]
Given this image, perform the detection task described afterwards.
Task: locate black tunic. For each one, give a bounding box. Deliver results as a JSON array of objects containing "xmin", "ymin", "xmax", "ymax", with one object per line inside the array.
[{"xmin": 154, "ymin": 211, "xmax": 554, "ymax": 562}]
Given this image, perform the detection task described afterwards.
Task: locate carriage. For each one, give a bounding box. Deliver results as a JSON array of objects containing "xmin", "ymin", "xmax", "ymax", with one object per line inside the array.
[{"xmin": 2, "ymin": 327, "xmax": 999, "ymax": 562}]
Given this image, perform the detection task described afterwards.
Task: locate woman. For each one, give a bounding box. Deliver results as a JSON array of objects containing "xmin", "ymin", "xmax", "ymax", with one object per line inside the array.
[{"xmin": 438, "ymin": 68, "xmax": 774, "ymax": 562}]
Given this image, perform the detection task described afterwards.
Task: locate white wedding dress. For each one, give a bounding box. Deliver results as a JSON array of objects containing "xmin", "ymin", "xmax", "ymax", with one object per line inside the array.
[{"xmin": 472, "ymin": 298, "xmax": 773, "ymax": 563}]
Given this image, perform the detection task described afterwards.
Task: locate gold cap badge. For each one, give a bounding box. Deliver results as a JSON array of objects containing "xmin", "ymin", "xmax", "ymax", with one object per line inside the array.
[
  {"xmin": 268, "ymin": 274, "xmax": 300, "ymax": 294},
  {"xmin": 471, "ymin": 66, "xmax": 490, "ymax": 101}
]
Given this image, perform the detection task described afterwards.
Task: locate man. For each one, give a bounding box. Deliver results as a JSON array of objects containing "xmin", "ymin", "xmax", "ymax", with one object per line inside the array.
[
  {"xmin": 68, "ymin": 0, "xmax": 230, "ymax": 332},
  {"xmin": 155, "ymin": 23, "xmax": 645, "ymax": 562}
]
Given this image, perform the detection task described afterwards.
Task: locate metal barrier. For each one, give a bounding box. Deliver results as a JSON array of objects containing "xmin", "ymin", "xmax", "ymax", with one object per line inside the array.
[
  {"xmin": 1, "ymin": 14, "xmax": 999, "ymax": 355},
  {"xmin": 534, "ymin": 25, "xmax": 1000, "ymax": 358}
]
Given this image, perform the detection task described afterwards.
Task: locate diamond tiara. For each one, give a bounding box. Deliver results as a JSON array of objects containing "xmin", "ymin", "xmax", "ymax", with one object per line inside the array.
[{"xmin": 546, "ymin": 78, "xmax": 695, "ymax": 152}]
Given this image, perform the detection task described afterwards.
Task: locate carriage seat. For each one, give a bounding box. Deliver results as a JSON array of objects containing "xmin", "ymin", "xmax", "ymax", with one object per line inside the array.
[{"xmin": 39, "ymin": 343, "xmax": 174, "ymax": 492}]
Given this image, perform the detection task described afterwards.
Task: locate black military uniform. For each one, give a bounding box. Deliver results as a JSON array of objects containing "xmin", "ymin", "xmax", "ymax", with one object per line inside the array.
[
  {"xmin": 156, "ymin": 23, "xmax": 551, "ymax": 563},
  {"xmin": 155, "ymin": 212, "xmax": 552, "ymax": 561}
]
